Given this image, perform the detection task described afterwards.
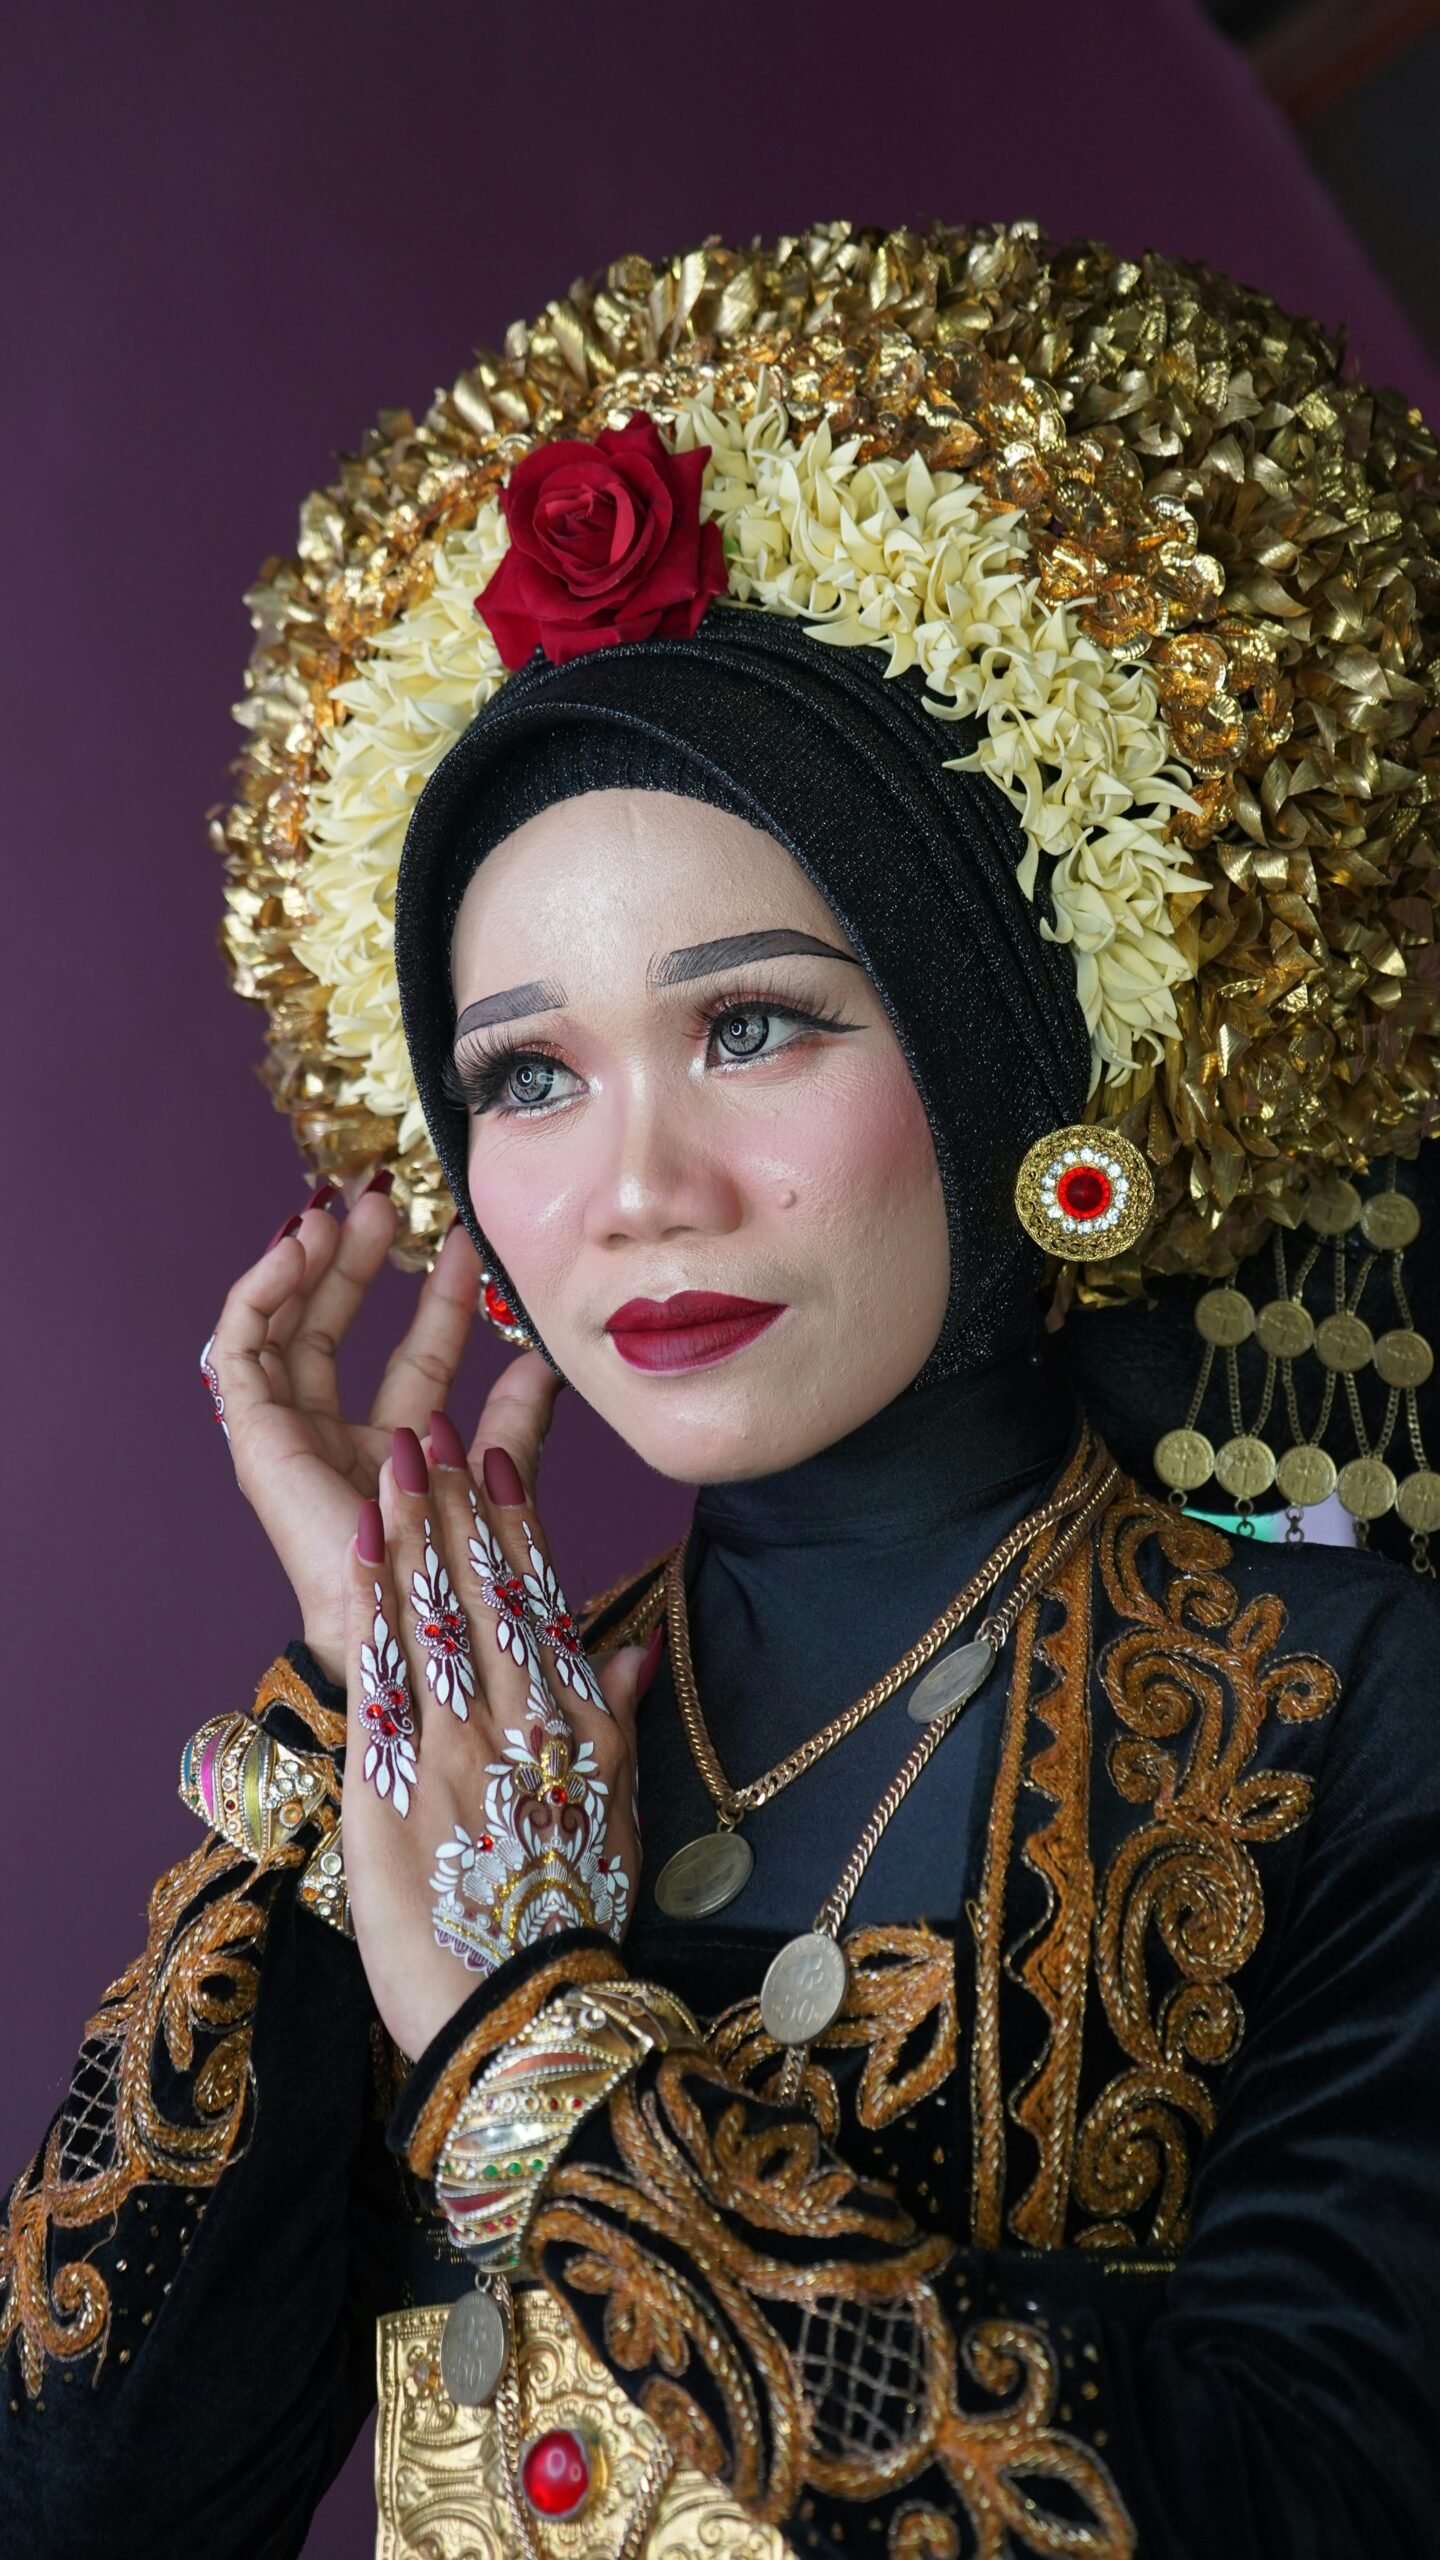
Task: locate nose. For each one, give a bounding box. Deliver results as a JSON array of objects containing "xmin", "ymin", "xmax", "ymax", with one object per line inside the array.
[{"xmin": 581, "ymin": 1079, "xmax": 745, "ymax": 1248}]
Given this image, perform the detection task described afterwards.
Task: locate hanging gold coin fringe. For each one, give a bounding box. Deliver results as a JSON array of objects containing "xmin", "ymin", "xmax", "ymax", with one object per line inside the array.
[{"xmin": 1152, "ymin": 1167, "xmax": 1439, "ymax": 1572}]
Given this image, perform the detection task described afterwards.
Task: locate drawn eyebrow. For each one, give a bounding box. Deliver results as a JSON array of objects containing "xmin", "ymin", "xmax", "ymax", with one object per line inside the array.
[
  {"xmin": 649, "ymin": 930, "xmax": 859, "ymax": 988},
  {"xmin": 453, "ymin": 980, "xmax": 567, "ymax": 1039}
]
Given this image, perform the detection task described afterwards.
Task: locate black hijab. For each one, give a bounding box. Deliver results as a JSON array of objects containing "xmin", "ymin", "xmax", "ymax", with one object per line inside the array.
[{"xmin": 393, "ymin": 604, "xmax": 1092, "ymax": 1381}]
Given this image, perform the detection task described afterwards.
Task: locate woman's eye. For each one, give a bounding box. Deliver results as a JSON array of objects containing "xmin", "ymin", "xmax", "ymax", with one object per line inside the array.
[
  {"xmin": 713, "ymin": 1007, "xmax": 776, "ymax": 1061},
  {"xmin": 496, "ymin": 1055, "xmax": 580, "ymax": 1112}
]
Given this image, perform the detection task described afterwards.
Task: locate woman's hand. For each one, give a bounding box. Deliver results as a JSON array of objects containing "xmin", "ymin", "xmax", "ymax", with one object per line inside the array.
[
  {"xmin": 340, "ymin": 1382, "xmax": 657, "ymax": 2059},
  {"xmin": 201, "ymin": 1178, "xmax": 530, "ymax": 1682}
]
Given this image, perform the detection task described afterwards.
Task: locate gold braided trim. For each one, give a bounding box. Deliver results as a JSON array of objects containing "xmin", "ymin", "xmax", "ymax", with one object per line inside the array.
[{"xmin": 376, "ymin": 2289, "xmax": 790, "ymax": 2559}]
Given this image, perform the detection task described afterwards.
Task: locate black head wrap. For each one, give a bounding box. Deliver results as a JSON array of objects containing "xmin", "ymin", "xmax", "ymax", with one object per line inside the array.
[{"xmin": 394, "ymin": 604, "xmax": 1092, "ymax": 1381}]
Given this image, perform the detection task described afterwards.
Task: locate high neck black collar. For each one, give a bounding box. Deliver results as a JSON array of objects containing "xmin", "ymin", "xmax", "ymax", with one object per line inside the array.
[{"xmin": 692, "ymin": 1339, "xmax": 1076, "ymax": 1556}]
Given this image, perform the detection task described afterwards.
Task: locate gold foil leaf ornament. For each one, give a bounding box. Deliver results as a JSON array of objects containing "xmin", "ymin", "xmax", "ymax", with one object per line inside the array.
[{"xmin": 216, "ymin": 220, "xmax": 1440, "ymax": 1282}]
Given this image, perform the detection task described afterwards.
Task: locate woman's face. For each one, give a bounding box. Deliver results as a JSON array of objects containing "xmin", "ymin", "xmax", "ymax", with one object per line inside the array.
[{"xmin": 449, "ymin": 789, "xmax": 949, "ymax": 1483}]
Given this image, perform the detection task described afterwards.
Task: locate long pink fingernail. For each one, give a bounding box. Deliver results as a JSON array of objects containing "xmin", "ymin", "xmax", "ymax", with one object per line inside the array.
[
  {"xmin": 392, "ymin": 1425, "xmax": 429, "ymax": 1495},
  {"xmin": 636, "ymin": 1623, "xmax": 665, "ymax": 1701},
  {"xmin": 356, "ymin": 1500, "xmax": 385, "ymax": 1566},
  {"xmin": 267, "ymin": 1212, "xmax": 303, "ymax": 1251},
  {"xmin": 306, "ymin": 1179, "xmax": 341, "ymax": 1212},
  {"xmin": 482, "ymin": 1444, "xmax": 526, "ymax": 1507},
  {"xmin": 428, "ymin": 1408, "xmax": 468, "ymax": 1470}
]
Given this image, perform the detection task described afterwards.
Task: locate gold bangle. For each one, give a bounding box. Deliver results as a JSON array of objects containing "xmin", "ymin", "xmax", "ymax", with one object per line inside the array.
[{"xmin": 433, "ymin": 1982, "xmax": 699, "ymax": 2270}]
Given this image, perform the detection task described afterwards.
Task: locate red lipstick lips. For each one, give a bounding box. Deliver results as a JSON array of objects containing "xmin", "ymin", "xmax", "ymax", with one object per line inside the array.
[{"xmin": 604, "ymin": 1291, "xmax": 785, "ymax": 1374}]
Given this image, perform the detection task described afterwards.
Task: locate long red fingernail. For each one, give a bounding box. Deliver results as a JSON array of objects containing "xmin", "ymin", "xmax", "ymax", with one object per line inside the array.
[
  {"xmin": 306, "ymin": 1179, "xmax": 341, "ymax": 1212},
  {"xmin": 357, "ymin": 1499, "xmax": 385, "ymax": 1566},
  {"xmin": 636, "ymin": 1622, "xmax": 665, "ymax": 1700},
  {"xmin": 429, "ymin": 1408, "xmax": 468, "ymax": 1470},
  {"xmin": 392, "ymin": 1426, "xmax": 429, "ymax": 1495},
  {"xmin": 267, "ymin": 1212, "xmax": 303, "ymax": 1251},
  {"xmin": 360, "ymin": 1166, "xmax": 394, "ymax": 1197},
  {"xmin": 482, "ymin": 1444, "xmax": 526, "ymax": 1507}
]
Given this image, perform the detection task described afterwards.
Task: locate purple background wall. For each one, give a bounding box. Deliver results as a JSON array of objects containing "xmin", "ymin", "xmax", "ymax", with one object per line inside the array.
[{"xmin": 5, "ymin": 4, "xmax": 1435, "ymax": 2547}]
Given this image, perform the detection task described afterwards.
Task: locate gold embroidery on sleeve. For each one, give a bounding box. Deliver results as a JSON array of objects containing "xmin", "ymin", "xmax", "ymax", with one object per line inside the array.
[
  {"xmin": 0, "ymin": 1833, "xmax": 278, "ymax": 2395},
  {"xmin": 0, "ymin": 1653, "xmax": 343, "ymax": 2396},
  {"xmin": 1072, "ymin": 1489, "xmax": 1339, "ymax": 2250}
]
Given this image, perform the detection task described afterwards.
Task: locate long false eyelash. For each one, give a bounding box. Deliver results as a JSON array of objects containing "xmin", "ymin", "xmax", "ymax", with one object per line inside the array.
[
  {"xmin": 441, "ymin": 979, "xmax": 862, "ymax": 1116},
  {"xmin": 689, "ymin": 978, "xmax": 861, "ymax": 1045}
]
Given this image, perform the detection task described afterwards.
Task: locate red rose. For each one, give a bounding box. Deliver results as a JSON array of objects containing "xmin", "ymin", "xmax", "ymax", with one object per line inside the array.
[{"xmin": 474, "ymin": 411, "xmax": 728, "ymax": 669}]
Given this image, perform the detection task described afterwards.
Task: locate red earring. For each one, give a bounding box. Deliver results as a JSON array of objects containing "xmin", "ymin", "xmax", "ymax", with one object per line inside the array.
[{"xmin": 479, "ymin": 1268, "xmax": 533, "ymax": 1347}]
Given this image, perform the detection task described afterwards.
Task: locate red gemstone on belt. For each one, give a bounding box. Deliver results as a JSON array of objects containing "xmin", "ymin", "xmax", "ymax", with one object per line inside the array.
[
  {"xmin": 520, "ymin": 2427, "xmax": 592, "ymax": 2519},
  {"xmin": 1056, "ymin": 1163, "xmax": 1111, "ymax": 1220}
]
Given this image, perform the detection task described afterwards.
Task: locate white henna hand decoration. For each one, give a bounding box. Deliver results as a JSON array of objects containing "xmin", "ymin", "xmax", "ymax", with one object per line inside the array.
[
  {"xmin": 410, "ymin": 1521, "xmax": 474, "ymax": 1718},
  {"xmin": 359, "ymin": 1585, "xmax": 418, "ymax": 1816}
]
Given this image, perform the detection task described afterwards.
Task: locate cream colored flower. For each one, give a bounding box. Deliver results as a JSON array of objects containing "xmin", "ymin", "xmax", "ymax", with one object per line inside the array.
[{"xmin": 290, "ymin": 389, "xmax": 1202, "ymax": 1138}]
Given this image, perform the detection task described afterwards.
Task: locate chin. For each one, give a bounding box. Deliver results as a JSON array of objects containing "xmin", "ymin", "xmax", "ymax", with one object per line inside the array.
[{"xmin": 554, "ymin": 1328, "xmax": 888, "ymax": 1487}]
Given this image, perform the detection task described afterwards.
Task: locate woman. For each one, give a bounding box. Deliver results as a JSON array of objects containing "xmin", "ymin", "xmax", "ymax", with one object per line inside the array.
[{"xmin": 4, "ymin": 220, "xmax": 1439, "ymax": 2558}]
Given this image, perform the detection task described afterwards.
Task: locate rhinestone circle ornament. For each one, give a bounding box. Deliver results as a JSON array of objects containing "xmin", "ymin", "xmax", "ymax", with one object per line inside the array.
[
  {"xmin": 1013, "ymin": 1126, "xmax": 1154, "ymax": 1261},
  {"xmin": 520, "ymin": 2428, "xmax": 596, "ymax": 2521}
]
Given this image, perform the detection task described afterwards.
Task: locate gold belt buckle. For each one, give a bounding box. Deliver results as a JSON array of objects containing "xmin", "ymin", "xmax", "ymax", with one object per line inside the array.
[{"xmin": 375, "ymin": 2287, "xmax": 790, "ymax": 2557}]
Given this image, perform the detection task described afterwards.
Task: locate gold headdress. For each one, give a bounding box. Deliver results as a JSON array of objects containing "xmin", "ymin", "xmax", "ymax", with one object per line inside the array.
[{"xmin": 217, "ymin": 217, "xmax": 1440, "ymax": 1289}]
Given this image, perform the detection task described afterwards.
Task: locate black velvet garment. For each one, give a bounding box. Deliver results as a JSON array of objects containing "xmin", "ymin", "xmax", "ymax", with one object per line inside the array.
[{"xmin": 393, "ymin": 602, "xmax": 1092, "ymax": 1377}]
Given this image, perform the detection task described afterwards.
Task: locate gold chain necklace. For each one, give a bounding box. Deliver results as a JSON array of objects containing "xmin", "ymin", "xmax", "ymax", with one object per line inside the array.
[
  {"xmin": 652, "ymin": 1439, "xmax": 1114, "ymax": 1919},
  {"xmin": 759, "ymin": 1450, "xmax": 1119, "ymax": 2095}
]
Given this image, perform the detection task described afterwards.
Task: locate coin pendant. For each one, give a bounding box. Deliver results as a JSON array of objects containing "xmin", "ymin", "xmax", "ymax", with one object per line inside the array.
[
  {"xmin": 907, "ymin": 1637, "xmax": 996, "ymax": 1723},
  {"xmin": 1194, "ymin": 1287, "xmax": 1255, "ymax": 1347},
  {"xmin": 1254, "ymin": 1298, "xmax": 1315, "ymax": 1360},
  {"xmin": 1304, "ymin": 1176, "xmax": 1362, "ymax": 1237},
  {"xmin": 1214, "ymin": 1435, "xmax": 1277, "ymax": 1502},
  {"xmin": 1314, "ymin": 1312, "xmax": 1375, "ymax": 1374},
  {"xmin": 1374, "ymin": 1327, "xmax": 1434, "ymax": 1388},
  {"xmin": 1336, "ymin": 1455, "xmax": 1398, "ymax": 1521},
  {"xmin": 760, "ymin": 1932, "xmax": 849, "ymax": 2046},
  {"xmin": 653, "ymin": 1830, "xmax": 755, "ymax": 1919},
  {"xmin": 1154, "ymin": 1427, "xmax": 1215, "ymax": 1493},
  {"xmin": 440, "ymin": 2285, "xmax": 508, "ymax": 2408},
  {"xmin": 1359, "ymin": 1190, "xmax": 1420, "ymax": 1251},
  {"xmin": 1397, "ymin": 1469, "xmax": 1440, "ymax": 1533},
  {"xmin": 1275, "ymin": 1444, "xmax": 1337, "ymax": 1509}
]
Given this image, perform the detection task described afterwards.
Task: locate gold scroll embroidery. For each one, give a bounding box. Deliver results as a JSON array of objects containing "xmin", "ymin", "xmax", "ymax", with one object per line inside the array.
[
  {"xmin": 375, "ymin": 2289, "xmax": 790, "ymax": 2559},
  {"xmin": 1072, "ymin": 1489, "xmax": 1340, "ymax": 2250},
  {"xmin": 0, "ymin": 1833, "xmax": 277, "ymax": 2394},
  {"xmin": 0, "ymin": 1655, "xmax": 332, "ymax": 2395},
  {"xmin": 532, "ymin": 2049, "xmax": 1133, "ymax": 2555},
  {"xmin": 712, "ymin": 1925, "xmax": 957, "ymax": 2140}
]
